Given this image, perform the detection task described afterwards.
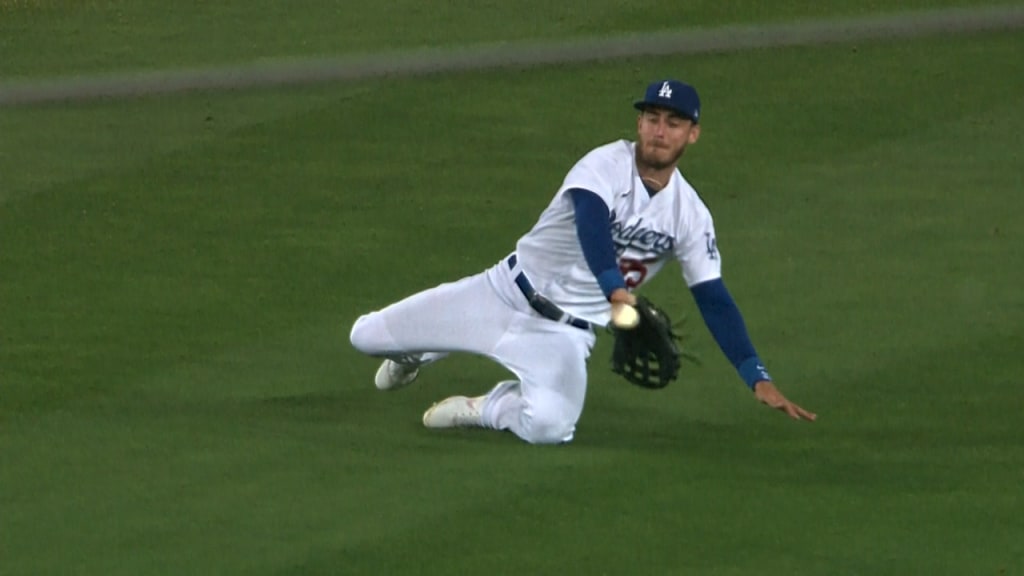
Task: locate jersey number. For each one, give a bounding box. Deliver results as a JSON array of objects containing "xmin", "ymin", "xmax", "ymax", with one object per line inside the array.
[{"xmin": 618, "ymin": 258, "xmax": 648, "ymax": 288}]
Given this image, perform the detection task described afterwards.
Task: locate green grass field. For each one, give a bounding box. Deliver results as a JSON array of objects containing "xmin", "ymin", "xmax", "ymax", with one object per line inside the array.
[{"xmin": 2, "ymin": 2, "xmax": 1023, "ymax": 575}]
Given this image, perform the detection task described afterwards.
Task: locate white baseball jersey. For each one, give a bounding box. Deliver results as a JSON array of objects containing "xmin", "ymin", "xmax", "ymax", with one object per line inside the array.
[{"xmin": 514, "ymin": 139, "xmax": 722, "ymax": 325}]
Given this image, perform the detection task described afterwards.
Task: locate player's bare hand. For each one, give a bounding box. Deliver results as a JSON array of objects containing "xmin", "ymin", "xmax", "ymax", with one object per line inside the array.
[
  {"xmin": 753, "ymin": 381, "xmax": 817, "ymax": 422},
  {"xmin": 608, "ymin": 288, "xmax": 636, "ymax": 306}
]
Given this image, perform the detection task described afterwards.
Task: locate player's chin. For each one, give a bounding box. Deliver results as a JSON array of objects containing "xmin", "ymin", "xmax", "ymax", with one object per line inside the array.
[{"xmin": 640, "ymin": 148, "xmax": 680, "ymax": 170}]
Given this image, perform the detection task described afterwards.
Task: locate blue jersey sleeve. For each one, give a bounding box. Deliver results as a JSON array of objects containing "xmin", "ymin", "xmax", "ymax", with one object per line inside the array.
[
  {"xmin": 568, "ymin": 188, "xmax": 626, "ymax": 298},
  {"xmin": 690, "ymin": 278, "xmax": 772, "ymax": 389}
]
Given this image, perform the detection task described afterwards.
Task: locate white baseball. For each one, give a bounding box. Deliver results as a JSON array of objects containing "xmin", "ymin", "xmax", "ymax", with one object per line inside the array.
[{"xmin": 611, "ymin": 302, "xmax": 639, "ymax": 329}]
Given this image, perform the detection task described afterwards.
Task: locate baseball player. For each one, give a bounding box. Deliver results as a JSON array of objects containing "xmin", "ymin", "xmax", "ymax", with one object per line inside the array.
[{"xmin": 350, "ymin": 79, "xmax": 816, "ymax": 444}]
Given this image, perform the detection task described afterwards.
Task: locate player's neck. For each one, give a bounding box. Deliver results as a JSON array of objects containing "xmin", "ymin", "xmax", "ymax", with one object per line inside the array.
[{"xmin": 636, "ymin": 165, "xmax": 674, "ymax": 194}]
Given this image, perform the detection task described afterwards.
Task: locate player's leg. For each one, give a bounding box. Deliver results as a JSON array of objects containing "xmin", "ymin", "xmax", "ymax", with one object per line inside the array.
[
  {"xmin": 482, "ymin": 321, "xmax": 595, "ymax": 444},
  {"xmin": 349, "ymin": 269, "xmax": 515, "ymax": 385},
  {"xmin": 422, "ymin": 315, "xmax": 595, "ymax": 444}
]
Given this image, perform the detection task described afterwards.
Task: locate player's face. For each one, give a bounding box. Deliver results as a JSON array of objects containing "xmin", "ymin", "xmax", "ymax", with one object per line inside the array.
[{"xmin": 635, "ymin": 108, "xmax": 700, "ymax": 170}]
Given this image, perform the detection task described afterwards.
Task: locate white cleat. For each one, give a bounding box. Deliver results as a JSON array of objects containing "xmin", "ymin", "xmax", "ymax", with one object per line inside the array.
[
  {"xmin": 374, "ymin": 359, "xmax": 420, "ymax": 391},
  {"xmin": 422, "ymin": 395, "xmax": 485, "ymax": 429}
]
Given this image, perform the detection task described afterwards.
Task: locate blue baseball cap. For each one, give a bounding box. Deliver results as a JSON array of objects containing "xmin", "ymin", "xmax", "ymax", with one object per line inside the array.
[{"xmin": 633, "ymin": 79, "xmax": 701, "ymax": 123}]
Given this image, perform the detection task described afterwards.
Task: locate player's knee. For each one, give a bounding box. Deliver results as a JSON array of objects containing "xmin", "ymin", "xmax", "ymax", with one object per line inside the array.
[
  {"xmin": 349, "ymin": 313, "xmax": 386, "ymax": 354},
  {"xmin": 519, "ymin": 410, "xmax": 575, "ymax": 445}
]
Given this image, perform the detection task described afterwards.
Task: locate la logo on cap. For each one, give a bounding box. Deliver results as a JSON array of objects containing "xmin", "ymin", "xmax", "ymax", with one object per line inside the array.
[{"xmin": 658, "ymin": 81, "xmax": 673, "ymax": 98}]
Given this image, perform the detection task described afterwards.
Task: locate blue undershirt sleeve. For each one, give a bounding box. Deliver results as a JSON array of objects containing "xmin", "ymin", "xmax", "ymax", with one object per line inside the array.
[
  {"xmin": 689, "ymin": 278, "xmax": 772, "ymax": 389},
  {"xmin": 568, "ymin": 188, "xmax": 626, "ymax": 298}
]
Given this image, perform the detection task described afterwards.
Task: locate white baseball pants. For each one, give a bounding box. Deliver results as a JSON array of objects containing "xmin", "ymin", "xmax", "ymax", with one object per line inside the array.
[{"xmin": 350, "ymin": 255, "xmax": 596, "ymax": 444}]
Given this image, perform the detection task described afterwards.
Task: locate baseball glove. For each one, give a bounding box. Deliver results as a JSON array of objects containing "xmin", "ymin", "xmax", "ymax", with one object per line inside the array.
[{"xmin": 610, "ymin": 296, "xmax": 683, "ymax": 389}]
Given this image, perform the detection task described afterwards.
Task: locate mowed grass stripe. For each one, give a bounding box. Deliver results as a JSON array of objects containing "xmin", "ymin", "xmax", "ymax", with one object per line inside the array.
[
  {"xmin": 1, "ymin": 5, "xmax": 1023, "ymax": 106},
  {"xmin": 0, "ymin": 84, "xmax": 376, "ymax": 206}
]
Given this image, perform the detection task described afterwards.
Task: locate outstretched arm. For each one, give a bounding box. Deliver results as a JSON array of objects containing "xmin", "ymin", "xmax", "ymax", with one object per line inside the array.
[{"xmin": 689, "ymin": 278, "xmax": 816, "ymax": 421}]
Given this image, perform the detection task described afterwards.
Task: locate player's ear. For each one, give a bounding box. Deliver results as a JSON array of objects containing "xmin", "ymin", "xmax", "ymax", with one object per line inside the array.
[{"xmin": 688, "ymin": 123, "xmax": 701, "ymax": 144}]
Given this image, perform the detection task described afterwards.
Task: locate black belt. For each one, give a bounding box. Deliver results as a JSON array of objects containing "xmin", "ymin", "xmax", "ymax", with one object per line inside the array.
[{"xmin": 506, "ymin": 254, "xmax": 591, "ymax": 330}]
